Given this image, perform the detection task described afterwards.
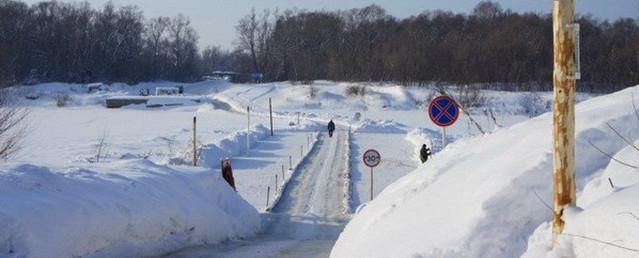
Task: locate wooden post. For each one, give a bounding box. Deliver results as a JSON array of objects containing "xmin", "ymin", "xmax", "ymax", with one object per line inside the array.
[
  {"xmin": 297, "ymin": 112, "xmax": 300, "ymax": 125},
  {"xmin": 269, "ymin": 98, "xmax": 274, "ymax": 136},
  {"xmin": 193, "ymin": 116, "xmax": 197, "ymax": 166},
  {"xmin": 300, "ymin": 145, "xmax": 304, "ymax": 159},
  {"xmin": 552, "ymin": 0, "xmax": 577, "ymax": 246},
  {"xmin": 275, "ymin": 174, "xmax": 279, "ymax": 192},
  {"xmin": 281, "ymin": 165, "xmax": 285, "ymax": 180},
  {"xmin": 266, "ymin": 186, "xmax": 271, "ymax": 208},
  {"xmin": 289, "ymin": 155, "xmax": 292, "ymax": 170},
  {"xmin": 370, "ymin": 167, "xmax": 374, "ymax": 201},
  {"xmin": 247, "ymin": 106, "xmax": 250, "ymax": 155}
]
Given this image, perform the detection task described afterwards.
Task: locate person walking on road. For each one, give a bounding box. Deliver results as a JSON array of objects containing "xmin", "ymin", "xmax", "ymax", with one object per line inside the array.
[
  {"xmin": 420, "ymin": 144, "xmax": 432, "ymax": 164},
  {"xmin": 327, "ymin": 120, "xmax": 336, "ymax": 138},
  {"xmin": 221, "ymin": 159, "xmax": 236, "ymax": 191}
]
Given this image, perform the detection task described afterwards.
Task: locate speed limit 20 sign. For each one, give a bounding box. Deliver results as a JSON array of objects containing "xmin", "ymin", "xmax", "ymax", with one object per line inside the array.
[{"xmin": 363, "ymin": 149, "xmax": 381, "ymax": 168}]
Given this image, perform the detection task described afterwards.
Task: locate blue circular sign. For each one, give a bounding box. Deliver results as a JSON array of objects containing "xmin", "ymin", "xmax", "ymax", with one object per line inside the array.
[{"xmin": 428, "ymin": 96, "xmax": 460, "ymax": 127}]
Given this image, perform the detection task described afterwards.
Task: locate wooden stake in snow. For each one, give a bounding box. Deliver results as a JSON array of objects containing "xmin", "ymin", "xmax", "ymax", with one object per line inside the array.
[
  {"xmin": 269, "ymin": 98, "xmax": 274, "ymax": 136},
  {"xmin": 247, "ymin": 106, "xmax": 250, "ymax": 155},
  {"xmin": 552, "ymin": 0, "xmax": 578, "ymax": 246},
  {"xmin": 266, "ymin": 186, "xmax": 271, "ymax": 208},
  {"xmin": 193, "ymin": 116, "xmax": 197, "ymax": 166}
]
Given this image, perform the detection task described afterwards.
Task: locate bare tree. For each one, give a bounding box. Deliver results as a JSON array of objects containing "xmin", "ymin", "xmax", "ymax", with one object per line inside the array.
[
  {"xmin": 167, "ymin": 14, "xmax": 199, "ymax": 81},
  {"xmin": 144, "ymin": 16, "xmax": 170, "ymax": 78},
  {"xmin": 236, "ymin": 9, "xmax": 260, "ymax": 73},
  {"xmin": 90, "ymin": 130, "xmax": 109, "ymax": 163},
  {"xmin": 0, "ymin": 90, "xmax": 27, "ymax": 160}
]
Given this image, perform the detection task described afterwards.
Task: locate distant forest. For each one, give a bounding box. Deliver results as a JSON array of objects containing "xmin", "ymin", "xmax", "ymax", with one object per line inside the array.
[{"xmin": 1, "ymin": 1, "xmax": 638, "ymax": 92}]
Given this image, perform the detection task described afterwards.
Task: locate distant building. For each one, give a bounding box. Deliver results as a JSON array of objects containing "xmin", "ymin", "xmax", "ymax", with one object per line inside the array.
[
  {"xmin": 203, "ymin": 71, "xmax": 241, "ymax": 82},
  {"xmin": 156, "ymin": 87, "xmax": 180, "ymax": 96}
]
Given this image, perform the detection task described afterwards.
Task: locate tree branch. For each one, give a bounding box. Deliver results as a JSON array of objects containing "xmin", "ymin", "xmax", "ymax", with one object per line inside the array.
[
  {"xmin": 561, "ymin": 233, "xmax": 639, "ymax": 253},
  {"xmin": 587, "ymin": 140, "xmax": 638, "ymax": 169}
]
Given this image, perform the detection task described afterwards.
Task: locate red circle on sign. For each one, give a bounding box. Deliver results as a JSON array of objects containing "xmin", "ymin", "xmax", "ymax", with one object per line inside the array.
[
  {"xmin": 428, "ymin": 96, "xmax": 460, "ymax": 127},
  {"xmin": 363, "ymin": 149, "xmax": 381, "ymax": 168}
]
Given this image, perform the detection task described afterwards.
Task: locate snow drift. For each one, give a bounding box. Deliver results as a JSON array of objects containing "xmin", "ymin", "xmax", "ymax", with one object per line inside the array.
[
  {"xmin": 0, "ymin": 159, "xmax": 260, "ymax": 257},
  {"xmin": 331, "ymin": 86, "xmax": 639, "ymax": 258},
  {"xmin": 523, "ymin": 140, "xmax": 639, "ymax": 258},
  {"xmin": 196, "ymin": 124, "xmax": 271, "ymax": 169}
]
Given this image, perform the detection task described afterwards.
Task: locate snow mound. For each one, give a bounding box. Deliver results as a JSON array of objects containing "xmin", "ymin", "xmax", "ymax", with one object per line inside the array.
[
  {"xmin": 405, "ymin": 128, "xmax": 438, "ymax": 162},
  {"xmin": 523, "ymin": 140, "xmax": 639, "ymax": 258},
  {"xmin": 331, "ymin": 85, "xmax": 639, "ymax": 258},
  {"xmin": 364, "ymin": 86, "xmax": 417, "ymax": 110},
  {"xmin": 0, "ymin": 159, "xmax": 260, "ymax": 257},
  {"xmin": 355, "ymin": 119, "xmax": 408, "ymax": 133},
  {"xmin": 197, "ymin": 125, "xmax": 271, "ymax": 168}
]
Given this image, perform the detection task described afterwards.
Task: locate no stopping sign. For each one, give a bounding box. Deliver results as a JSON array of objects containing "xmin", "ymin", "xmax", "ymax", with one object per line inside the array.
[
  {"xmin": 363, "ymin": 149, "xmax": 381, "ymax": 168},
  {"xmin": 428, "ymin": 95, "xmax": 460, "ymax": 127}
]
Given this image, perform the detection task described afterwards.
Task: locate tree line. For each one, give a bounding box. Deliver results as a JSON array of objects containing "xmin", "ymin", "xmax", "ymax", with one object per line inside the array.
[
  {"xmin": 0, "ymin": 0, "xmax": 236, "ymax": 87},
  {"xmin": 1, "ymin": 1, "xmax": 638, "ymax": 92},
  {"xmin": 234, "ymin": 2, "xmax": 639, "ymax": 92}
]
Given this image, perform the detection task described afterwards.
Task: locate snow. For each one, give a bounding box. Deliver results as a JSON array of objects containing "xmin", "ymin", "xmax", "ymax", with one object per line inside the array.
[
  {"xmin": 0, "ymin": 160, "xmax": 259, "ymax": 257},
  {"xmin": 331, "ymin": 85, "xmax": 639, "ymax": 258},
  {"xmin": 522, "ymin": 141, "xmax": 639, "ymax": 258},
  {"xmin": 3, "ymin": 78, "xmax": 622, "ymax": 257}
]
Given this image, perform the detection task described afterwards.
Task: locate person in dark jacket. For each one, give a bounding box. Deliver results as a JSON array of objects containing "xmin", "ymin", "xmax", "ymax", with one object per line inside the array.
[
  {"xmin": 221, "ymin": 159, "xmax": 236, "ymax": 191},
  {"xmin": 327, "ymin": 120, "xmax": 336, "ymax": 138},
  {"xmin": 420, "ymin": 144, "xmax": 432, "ymax": 163}
]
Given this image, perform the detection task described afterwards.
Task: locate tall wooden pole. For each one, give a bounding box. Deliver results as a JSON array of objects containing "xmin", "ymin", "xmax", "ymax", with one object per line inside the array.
[
  {"xmin": 269, "ymin": 98, "xmax": 274, "ymax": 136},
  {"xmin": 247, "ymin": 106, "xmax": 250, "ymax": 155},
  {"xmin": 552, "ymin": 0, "xmax": 577, "ymax": 245},
  {"xmin": 193, "ymin": 116, "xmax": 197, "ymax": 166}
]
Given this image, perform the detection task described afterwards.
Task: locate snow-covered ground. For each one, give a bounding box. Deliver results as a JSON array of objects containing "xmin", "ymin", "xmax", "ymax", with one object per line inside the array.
[
  {"xmin": 331, "ymin": 85, "xmax": 639, "ymax": 258},
  {"xmin": 4, "ymin": 78, "xmax": 624, "ymax": 257}
]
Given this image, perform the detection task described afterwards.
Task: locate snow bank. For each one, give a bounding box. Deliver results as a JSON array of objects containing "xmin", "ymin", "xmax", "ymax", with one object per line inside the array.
[
  {"xmin": 405, "ymin": 128, "xmax": 438, "ymax": 160},
  {"xmin": 355, "ymin": 119, "xmax": 408, "ymax": 133},
  {"xmin": 0, "ymin": 159, "xmax": 260, "ymax": 257},
  {"xmin": 523, "ymin": 140, "xmax": 639, "ymax": 258},
  {"xmin": 331, "ymin": 86, "xmax": 639, "ymax": 258},
  {"xmin": 197, "ymin": 124, "xmax": 271, "ymax": 168}
]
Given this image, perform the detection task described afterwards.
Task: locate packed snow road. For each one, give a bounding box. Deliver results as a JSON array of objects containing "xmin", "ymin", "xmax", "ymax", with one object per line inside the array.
[{"xmin": 164, "ymin": 130, "xmax": 350, "ymax": 258}]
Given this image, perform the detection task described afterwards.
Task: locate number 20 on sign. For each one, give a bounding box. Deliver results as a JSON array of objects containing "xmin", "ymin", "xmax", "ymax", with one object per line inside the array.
[{"xmin": 363, "ymin": 149, "xmax": 381, "ymax": 201}]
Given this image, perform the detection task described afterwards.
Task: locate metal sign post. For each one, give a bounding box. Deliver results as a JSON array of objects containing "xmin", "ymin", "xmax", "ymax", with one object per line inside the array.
[
  {"xmin": 428, "ymin": 96, "xmax": 460, "ymax": 149},
  {"xmin": 363, "ymin": 149, "xmax": 381, "ymax": 201}
]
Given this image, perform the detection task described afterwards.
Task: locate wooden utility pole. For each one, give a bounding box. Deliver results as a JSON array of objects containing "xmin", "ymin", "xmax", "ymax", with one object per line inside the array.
[
  {"xmin": 193, "ymin": 116, "xmax": 197, "ymax": 166},
  {"xmin": 269, "ymin": 98, "xmax": 274, "ymax": 136},
  {"xmin": 552, "ymin": 0, "xmax": 578, "ymax": 245}
]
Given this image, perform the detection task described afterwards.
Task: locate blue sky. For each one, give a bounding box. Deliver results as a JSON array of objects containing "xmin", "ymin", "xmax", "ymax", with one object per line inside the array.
[{"xmin": 21, "ymin": 0, "xmax": 639, "ymax": 50}]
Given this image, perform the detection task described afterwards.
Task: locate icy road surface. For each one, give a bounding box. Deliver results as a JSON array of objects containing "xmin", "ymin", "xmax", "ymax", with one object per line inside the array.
[{"xmin": 164, "ymin": 130, "xmax": 350, "ymax": 258}]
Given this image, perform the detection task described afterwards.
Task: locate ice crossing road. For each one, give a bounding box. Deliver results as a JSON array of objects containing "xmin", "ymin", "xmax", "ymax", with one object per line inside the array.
[{"xmin": 164, "ymin": 130, "xmax": 350, "ymax": 258}]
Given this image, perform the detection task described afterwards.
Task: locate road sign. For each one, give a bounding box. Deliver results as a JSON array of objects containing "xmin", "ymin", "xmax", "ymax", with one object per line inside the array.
[
  {"xmin": 428, "ymin": 96, "xmax": 460, "ymax": 127},
  {"xmin": 363, "ymin": 149, "xmax": 381, "ymax": 168}
]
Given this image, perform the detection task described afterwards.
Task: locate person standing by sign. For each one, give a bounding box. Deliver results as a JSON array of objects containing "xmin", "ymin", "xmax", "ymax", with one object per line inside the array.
[
  {"xmin": 420, "ymin": 144, "xmax": 432, "ymax": 164},
  {"xmin": 221, "ymin": 159, "xmax": 236, "ymax": 191},
  {"xmin": 328, "ymin": 120, "xmax": 336, "ymax": 138}
]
